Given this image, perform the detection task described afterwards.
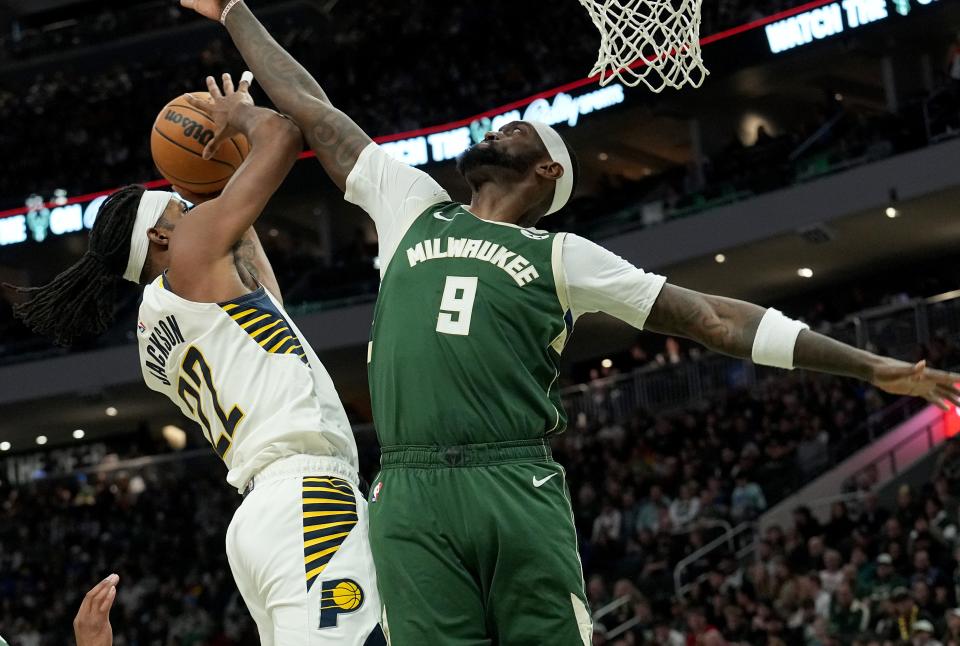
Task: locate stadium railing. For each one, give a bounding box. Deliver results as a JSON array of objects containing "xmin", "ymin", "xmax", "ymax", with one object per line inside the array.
[
  {"xmin": 847, "ymin": 411, "xmax": 950, "ymax": 488},
  {"xmin": 672, "ymin": 521, "xmax": 758, "ymax": 600}
]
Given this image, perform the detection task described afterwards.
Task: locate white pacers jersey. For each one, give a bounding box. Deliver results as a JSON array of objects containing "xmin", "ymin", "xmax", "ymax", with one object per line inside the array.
[{"xmin": 136, "ymin": 273, "xmax": 359, "ymax": 491}]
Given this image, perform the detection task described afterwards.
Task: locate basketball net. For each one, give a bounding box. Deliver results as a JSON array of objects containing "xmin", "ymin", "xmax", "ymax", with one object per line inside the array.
[{"xmin": 578, "ymin": 0, "xmax": 709, "ymax": 92}]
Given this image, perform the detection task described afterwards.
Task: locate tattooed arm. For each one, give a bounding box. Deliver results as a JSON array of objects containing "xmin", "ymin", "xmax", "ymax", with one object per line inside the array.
[
  {"xmin": 562, "ymin": 234, "xmax": 960, "ymax": 409},
  {"xmin": 180, "ymin": 0, "xmax": 371, "ymax": 192},
  {"xmin": 645, "ymin": 284, "xmax": 960, "ymax": 408},
  {"xmin": 233, "ymin": 227, "xmax": 282, "ymax": 303},
  {"xmin": 172, "ymin": 187, "xmax": 282, "ymax": 302}
]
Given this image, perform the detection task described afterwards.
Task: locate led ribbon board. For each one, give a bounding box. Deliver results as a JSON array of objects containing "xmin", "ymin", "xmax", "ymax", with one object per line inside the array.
[
  {"xmin": 380, "ymin": 84, "xmax": 626, "ymax": 166},
  {"xmin": 765, "ymin": 0, "xmax": 939, "ymax": 54}
]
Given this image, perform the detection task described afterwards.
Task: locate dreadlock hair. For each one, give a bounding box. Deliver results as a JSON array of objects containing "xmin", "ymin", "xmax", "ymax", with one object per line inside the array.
[{"xmin": 7, "ymin": 184, "xmax": 146, "ymax": 346}]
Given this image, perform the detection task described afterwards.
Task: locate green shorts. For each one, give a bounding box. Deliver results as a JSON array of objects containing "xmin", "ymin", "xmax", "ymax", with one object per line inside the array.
[{"xmin": 367, "ymin": 440, "xmax": 592, "ymax": 646}]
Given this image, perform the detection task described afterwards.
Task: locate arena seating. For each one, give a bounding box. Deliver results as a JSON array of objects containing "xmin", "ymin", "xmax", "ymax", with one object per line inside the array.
[{"xmin": 2, "ymin": 299, "xmax": 958, "ymax": 642}]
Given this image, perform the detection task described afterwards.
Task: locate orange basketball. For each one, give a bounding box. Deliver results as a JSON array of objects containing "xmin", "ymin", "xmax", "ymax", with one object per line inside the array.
[{"xmin": 150, "ymin": 92, "xmax": 250, "ymax": 195}]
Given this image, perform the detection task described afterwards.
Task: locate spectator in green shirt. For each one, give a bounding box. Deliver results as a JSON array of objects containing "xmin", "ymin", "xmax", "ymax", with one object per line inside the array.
[
  {"xmin": 859, "ymin": 553, "xmax": 908, "ymax": 606},
  {"xmin": 830, "ymin": 581, "xmax": 871, "ymax": 642}
]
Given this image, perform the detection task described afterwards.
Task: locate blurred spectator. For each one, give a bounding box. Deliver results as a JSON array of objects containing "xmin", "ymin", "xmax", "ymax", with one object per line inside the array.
[
  {"xmin": 943, "ymin": 608, "xmax": 960, "ymax": 644},
  {"xmin": 730, "ymin": 472, "xmax": 767, "ymax": 522},
  {"xmin": 914, "ymin": 618, "xmax": 944, "ymax": 646},
  {"xmin": 829, "ymin": 581, "xmax": 871, "ymax": 641},
  {"xmin": 670, "ymin": 483, "xmax": 702, "ymax": 529}
]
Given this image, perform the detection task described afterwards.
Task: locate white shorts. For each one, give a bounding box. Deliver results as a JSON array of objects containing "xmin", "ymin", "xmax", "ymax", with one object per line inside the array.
[{"xmin": 226, "ymin": 454, "xmax": 384, "ymax": 645}]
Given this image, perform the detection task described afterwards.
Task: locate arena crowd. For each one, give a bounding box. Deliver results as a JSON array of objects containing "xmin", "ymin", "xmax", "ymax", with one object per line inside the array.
[{"xmin": 2, "ymin": 337, "xmax": 960, "ymax": 644}]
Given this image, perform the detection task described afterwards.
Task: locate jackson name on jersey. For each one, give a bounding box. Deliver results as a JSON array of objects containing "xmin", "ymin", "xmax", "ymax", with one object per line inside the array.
[{"xmin": 137, "ymin": 273, "xmax": 359, "ymax": 491}]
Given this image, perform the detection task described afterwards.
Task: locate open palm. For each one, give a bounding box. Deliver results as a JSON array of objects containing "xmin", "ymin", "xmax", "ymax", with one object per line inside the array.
[
  {"xmin": 871, "ymin": 359, "xmax": 960, "ymax": 411},
  {"xmin": 180, "ymin": 0, "xmax": 227, "ymax": 22}
]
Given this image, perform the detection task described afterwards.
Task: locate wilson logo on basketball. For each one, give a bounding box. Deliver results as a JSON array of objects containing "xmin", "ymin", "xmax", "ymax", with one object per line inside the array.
[{"xmin": 163, "ymin": 109, "xmax": 215, "ymax": 146}]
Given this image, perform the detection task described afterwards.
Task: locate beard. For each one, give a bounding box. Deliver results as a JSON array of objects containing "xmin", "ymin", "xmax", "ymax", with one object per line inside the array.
[{"xmin": 456, "ymin": 143, "xmax": 539, "ymax": 179}]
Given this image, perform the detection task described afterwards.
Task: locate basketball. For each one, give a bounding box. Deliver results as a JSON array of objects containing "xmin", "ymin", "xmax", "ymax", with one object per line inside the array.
[
  {"xmin": 331, "ymin": 580, "xmax": 363, "ymax": 611},
  {"xmin": 150, "ymin": 92, "xmax": 250, "ymax": 195}
]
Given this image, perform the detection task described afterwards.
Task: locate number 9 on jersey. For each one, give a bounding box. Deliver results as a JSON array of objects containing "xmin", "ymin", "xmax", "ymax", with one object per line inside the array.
[{"xmin": 436, "ymin": 276, "xmax": 478, "ymax": 336}]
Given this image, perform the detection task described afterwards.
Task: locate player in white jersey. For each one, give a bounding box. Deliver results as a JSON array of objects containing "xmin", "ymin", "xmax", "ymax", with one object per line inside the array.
[{"xmin": 11, "ymin": 74, "xmax": 384, "ymax": 646}]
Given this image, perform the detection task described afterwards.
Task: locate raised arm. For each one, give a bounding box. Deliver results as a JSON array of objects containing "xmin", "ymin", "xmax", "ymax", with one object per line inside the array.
[
  {"xmin": 180, "ymin": 0, "xmax": 372, "ymax": 191},
  {"xmin": 172, "ymin": 188, "xmax": 282, "ymax": 302},
  {"xmin": 645, "ymin": 284, "xmax": 960, "ymax": 409},
  {"xmin": 168, "ymin": 73, "xmax": 301, "ymax": 299}
]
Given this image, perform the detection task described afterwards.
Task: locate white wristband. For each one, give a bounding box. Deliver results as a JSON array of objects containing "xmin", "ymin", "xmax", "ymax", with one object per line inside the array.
[
  {"xmin": 751, "ymin": 308, "xmax": 809, "ymax": 369},
  {"xmin": 220, "ymin": 0, "xmax": 242, "ymax": 24}
]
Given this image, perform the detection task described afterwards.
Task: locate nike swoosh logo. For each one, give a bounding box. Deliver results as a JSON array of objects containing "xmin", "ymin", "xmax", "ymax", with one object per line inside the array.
[
  {"xmin": 434, "ymin": 211, "xmax": 455, "ymax": 221},
  {"xmin": 532, "ymin": 473, "xmax": 558, "ymax": 488}
]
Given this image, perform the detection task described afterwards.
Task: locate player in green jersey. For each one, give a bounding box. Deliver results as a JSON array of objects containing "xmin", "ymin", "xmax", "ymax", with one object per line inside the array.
[{"xmin": 182, "ymin": 2, "xmax": 960, "ymax": 643}]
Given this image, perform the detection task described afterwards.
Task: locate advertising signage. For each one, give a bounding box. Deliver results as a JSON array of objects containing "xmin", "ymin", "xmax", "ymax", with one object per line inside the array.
[
  {"xmin": 765, "ymin": 0, "xmax": 939, "ymax": 54},
  {"xmin": 0, "ymin": 193, "xmax": 107, "ymax": 247},
  {"xmin": 0, "ymin": 84, "xmax": 626, "ymax": 247},
  {"xmin": 379, "ymin": 83, "xmax": 626, "ymax": 167}
]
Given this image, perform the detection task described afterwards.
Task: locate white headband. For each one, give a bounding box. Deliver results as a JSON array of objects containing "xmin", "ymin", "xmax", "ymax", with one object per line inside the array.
[
  {"xmin": 123, "ymin": 191, "xmax": 174, "ymax": 283},
  {"xmin": 528, "ymin": 121, "xmax": 574, "ymax": 216}
]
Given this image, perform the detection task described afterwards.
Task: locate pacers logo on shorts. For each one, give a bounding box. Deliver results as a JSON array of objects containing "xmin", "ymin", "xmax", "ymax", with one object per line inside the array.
[{"xmin": 319, "ymin": 578, "xmax": 365, "ymax": 629}]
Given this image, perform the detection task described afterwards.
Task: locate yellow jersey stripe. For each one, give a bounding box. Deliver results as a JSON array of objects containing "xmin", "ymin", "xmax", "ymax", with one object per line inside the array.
[
  {"xmin": 304, "ymin": 545, "xmax": 342, "ymax": 565},
  {"xmin": 249, "ymin": 319, "xmax": 281, "ymax": 339},
  {"xmin": 303, "ymin": 477, "xmax": 351, "ymax": 485},
  {"xmin": 303, "ymin": 520, "xmax": 357, "ymax": 533},
  {"xmin": 240, "ymin": 313, "xmax": 272, "ymax": 330},
  {"xmin": 302, "ymin": 498, "xmax": 357, "ymax": 506},
  {"xmin": 222, "ymin": 303, "xmax": 239, "ymax": 311},
  {"xmin": 305, "ymin": 563, "xmax": 329, "ymax": 581},
  {"xmin": 303, "ymin": 531, "xmax": 352, "ymax": 549},
  {"xmin": 302, "ymin": 486, "xmax": 352, "ymax": 495},
  {"xmin": 285, "ymin": 345, "xmax": 302, "ymax": 354},
  {"xmin": 304, "ymin": 510, "xmax": 358, "ymax": 519},
  {"xmin": 230, "ymin": 308, "xmax": 257, "ymax": 320},
  {"xmin": 259, "ymin": 327, "xmax": 289, "ymax": 347},
  {"xmin": 269, "ymin": 335, "xmax": 294, "ymax": 353}
]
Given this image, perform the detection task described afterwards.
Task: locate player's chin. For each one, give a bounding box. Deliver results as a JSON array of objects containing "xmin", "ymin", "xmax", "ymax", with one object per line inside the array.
[{"xmin": 456, "ymin": 144, "xmax": 514, "ymax": 176}]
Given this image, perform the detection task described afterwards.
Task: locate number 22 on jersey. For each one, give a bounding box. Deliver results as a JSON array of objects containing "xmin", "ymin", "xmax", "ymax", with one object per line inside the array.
[
  {"xmin": 436, "ymin": 276, "xmax": 478, "ymax": 336},
  {"xmin": 177, "ymin": 345, "xmax": 246, "ymax": 459}
]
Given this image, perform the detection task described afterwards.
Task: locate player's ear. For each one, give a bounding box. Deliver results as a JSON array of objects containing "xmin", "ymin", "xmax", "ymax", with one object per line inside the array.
[
  {"xmin": 536, "ymin": 160, "xmax": 564, "ymax": 181},
  {"xmin": 147, "ymin": 227, "xmax": 170, "ymax": 247}
]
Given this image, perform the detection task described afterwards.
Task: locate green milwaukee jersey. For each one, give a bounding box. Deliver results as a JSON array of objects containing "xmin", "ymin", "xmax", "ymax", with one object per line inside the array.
[{"xmin": 368, "ymin": 201, "xmax": 572, "ymax": 447}]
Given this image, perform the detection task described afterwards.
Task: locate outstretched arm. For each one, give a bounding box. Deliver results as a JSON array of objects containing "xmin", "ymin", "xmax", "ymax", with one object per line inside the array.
[
  {"xmin": 561, "ymin": 233, "xmax": 960, "ymax": 410},
  {"xmin": 180, "ymin": 0, "xmax": 371, "ymax": 191},
  {"xmin": 644, "ymin": 284, "xmax": 960, "ymax": 409}
]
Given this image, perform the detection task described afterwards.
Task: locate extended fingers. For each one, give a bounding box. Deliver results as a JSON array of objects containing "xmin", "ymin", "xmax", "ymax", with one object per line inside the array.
[
  {"xmin": 202, "ymin": 131, "xmax": 228, "ymax": 160},
  {"xmin": 184, "ymin": 93, "xmax": 213, "ymax": 112},
  {"xmin": 222, "ymin": 72, "xmax": 234, "ymax": 95},
  {"xmin": 238, "ymin": 70, "xmax": 254, "ymax": 93},
  {"xmin": 80, "ymin": 574, "xmax": 118, "ymax": 615},
  {"xmin": 935, "ymin": 384, "xmax": 960, "ymax": 408},
  {"xmin": 929, "ymin": 395, "xmax": 950, "ymax": 412},
  {"xmin": 936, "ymin": 380, "xmax": 960, "ymax": 399},
  {"xmin": 98, "ymin": 582, "xmax": 118, "ymax": 613},
  {"xmin": 924, "ymin": 367, "xmax": 960, "ymax": 385},
  {"xmin": 206, "ymin": 75, "xmax": 223, "ymax": 99}
]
